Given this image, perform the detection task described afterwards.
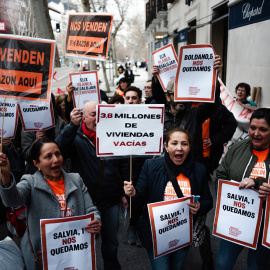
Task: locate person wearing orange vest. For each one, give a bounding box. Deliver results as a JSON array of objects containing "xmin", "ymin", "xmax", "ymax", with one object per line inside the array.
[{"xmin": 116, "ymin": 77, "xmax": 130, "ymax": 97}]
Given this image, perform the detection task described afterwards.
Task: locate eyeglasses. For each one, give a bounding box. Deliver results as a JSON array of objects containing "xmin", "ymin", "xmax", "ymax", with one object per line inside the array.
[{"xmin": 144, "ymin": 86, "xmax": 152, "ymax": 89}]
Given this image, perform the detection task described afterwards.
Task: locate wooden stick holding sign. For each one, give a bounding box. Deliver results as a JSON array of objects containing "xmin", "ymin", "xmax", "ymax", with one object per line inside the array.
[
  {"xmin": 0, "ymin": 98, "xmax": 6, "ymax": 182},
  {"xmin": 130, "ymin": 155, "xmax": 132, "ymax": 218}
]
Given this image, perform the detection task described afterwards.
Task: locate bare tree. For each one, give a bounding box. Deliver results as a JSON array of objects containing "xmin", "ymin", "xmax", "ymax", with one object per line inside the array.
[{"xmin": 29, "ymin": 0, "xmax": 60, "ymax": 67}]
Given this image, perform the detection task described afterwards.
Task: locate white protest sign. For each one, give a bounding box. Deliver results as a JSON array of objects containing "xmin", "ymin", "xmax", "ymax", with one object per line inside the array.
[
  {"xmin": 152, "ymin": 44, "xmax": 178, "ymax": 91},
  {"xmin": 18, "ymin": 102, "xmax": 55, "ymax": 131},
  {"xmin": 41, "ymin": 213, "xmax": 96, "ymax": 270},
  {"xmin": 96, "ymin": 104, "xmax": 164, "ymax": 157},
  {"xmin": 148, "ymin": 197, "xmax": 193, "ymax": 258},
  {"xmin": 213, "ymin": 180, "xmax": 263, "ymax": 249},
  {"xmin": 219, "ymin": 78, "xmax": 256, "ymax": 131},
  {"xmin": 175, "ymin": 44, "xmax": 216, "ymax": 102},
  {"xmin": 262, "ymin": 190, "xmax": 270, "ymax": 249},
  {"xmin": 70, "ymin": 71, "xmax": 100, "ymax": 109},
  {"xmin": 0, "ymin": 100, "xmax": 18, "ymax": 138}
]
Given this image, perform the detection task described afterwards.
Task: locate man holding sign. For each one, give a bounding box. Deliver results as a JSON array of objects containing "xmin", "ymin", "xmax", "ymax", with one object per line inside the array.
[{"xmin": 56, "ymin": 102, "xmax": 129, "ymax": 270}]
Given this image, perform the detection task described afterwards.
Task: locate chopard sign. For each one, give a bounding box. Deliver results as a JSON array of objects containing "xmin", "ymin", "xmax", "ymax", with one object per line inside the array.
[{"xmin": 242, "ymin": 0, "xmax": 264, "ymax": 21}]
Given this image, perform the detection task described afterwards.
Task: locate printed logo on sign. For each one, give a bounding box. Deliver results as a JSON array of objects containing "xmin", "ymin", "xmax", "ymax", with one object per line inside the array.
[
  {"xmin": 229, "ymin": 226, "xmax": 242, "ymax": 237},
  {"xmin": 188, "ymin": 87, "xmax": 200, "ymax": 95},
  {"xmin": 34, "ymin": 122, "xmax": 44, "ymax": 128},
  {"xmin": 168, "ymin": 239, "xmax": 180, "ymax": 248},
  {"xmin": 64, "ymin": 267, "xmax": 78, "ymax": 270}
]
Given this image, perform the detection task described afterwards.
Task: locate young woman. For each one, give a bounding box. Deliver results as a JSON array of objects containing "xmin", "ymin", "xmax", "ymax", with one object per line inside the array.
[
  {"xmin": 124, "ymin": 127, "xmax": 213, "ymax": 270},
  {"xmin": 0, "ymin": 138, "xmax": 101, "ymax": 270}
]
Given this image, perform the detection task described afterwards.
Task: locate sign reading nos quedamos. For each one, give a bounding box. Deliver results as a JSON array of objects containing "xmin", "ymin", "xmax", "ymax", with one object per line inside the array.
[
  {"xmin": 0, "ymin": 35, "xmax": 55, "ymax": 102},
  {"xmin": 65, "ymin": 14, "xmax": 113, "ymax": 60}
]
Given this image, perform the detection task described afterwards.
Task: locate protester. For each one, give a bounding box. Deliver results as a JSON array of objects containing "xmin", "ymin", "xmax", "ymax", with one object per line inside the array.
[
  {"xmin": 0, "ymin": 138, "xmax": 101, "ymax": 270},
  {"xmin": 124, "ymin": 86, "xmax": 142, "ymax": 104},
  {"xmin": 116, "ymin": 77, "xmax": 130, "ymax": 97},
  {"xmin": 108, "ymin": 94, "xmax": 124, "ymax": 104},
  {"xmin": 152, "ymin": 55, "xmax": 223, "ymax": 164},
  {"xmin": 124, "ymin": 65, "xmax": 135, "ymax": 84},
  {"xmin": 215, "ymin": 108, "xmax": 270, "ymax": 269},
  {"xmin": 143, "ymin": 80, "xmax": 156, "ymax": 104},
  {"xmin": 235, "ymin": 82, "xmax": 257, "ymax": 106},
  {"xmin": 196, "ymin": 101, "xmax": 237, "ymax": 176},
  {"xmin": 124, "ymin": 127, "xmax": 213, "ymax": 269},
  {"xmin": 114, "ymin": 65, "xmax": 125, "ymax": 85},
  {"xmin": 55, "ymin": 101, "xmax": 129, "ymax": 270},
  {"xmin": 56, "ymin": 93, "xmax": 68, "ymax": 123}
]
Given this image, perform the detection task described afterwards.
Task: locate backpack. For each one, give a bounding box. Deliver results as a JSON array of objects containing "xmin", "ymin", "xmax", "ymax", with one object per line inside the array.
[{"xmin": 6, "ymin": 206, "xmax": 26, "ymax": 238}]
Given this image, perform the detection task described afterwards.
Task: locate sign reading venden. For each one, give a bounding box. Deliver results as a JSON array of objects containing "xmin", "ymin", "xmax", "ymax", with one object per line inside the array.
[
  {"xmin": 0, "ymin": 34, "xmax": 55, "ymax": 102},
  {"xmin": 66, "ymin": 14, "xmax": 113, "ymax": 60},
  {"xmin": 96, "ymin": 104, "xmax": 164, "ymax": 157}
]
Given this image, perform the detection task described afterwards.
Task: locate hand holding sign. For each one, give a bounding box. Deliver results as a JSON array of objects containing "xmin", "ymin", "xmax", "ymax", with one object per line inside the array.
[
  {"xmin": 84, "ymin": 219, "xmax": 101, "ymax": 234},
  {"xmin": 259, "ymin": 182, "xmax": 270, "ymax": 200},
  {"xmin": 124, "ymin": 181, "xmax": 136, "ymax": 197}
]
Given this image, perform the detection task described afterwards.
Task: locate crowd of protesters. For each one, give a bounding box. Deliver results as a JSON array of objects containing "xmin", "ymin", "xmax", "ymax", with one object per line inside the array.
[{"xmin": 0, "ymin": 58, "xmax": 270, "ymax": 270}]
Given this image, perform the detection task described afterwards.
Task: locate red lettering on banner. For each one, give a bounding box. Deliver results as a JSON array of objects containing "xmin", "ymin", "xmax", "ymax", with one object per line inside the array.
[
  {"xmin": 226, "ymin": 100, "xmax": 235, "ymax": 112},
  {"xmin": 238, "ymin": 108, "xmax": 253, "ymax": 120}
]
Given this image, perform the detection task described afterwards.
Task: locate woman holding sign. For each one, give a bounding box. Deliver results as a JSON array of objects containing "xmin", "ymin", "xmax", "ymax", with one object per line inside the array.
[
  {"xmin": 0, "ymin": 138, "xmax": 101, "ymax": 270},
  {"xmin": 215, "ymin": 108, "xmax": 270, "ymax": 270},
  {"xmin": 124, "ymin": 127, "xmax": 213, "ymax": 270}
]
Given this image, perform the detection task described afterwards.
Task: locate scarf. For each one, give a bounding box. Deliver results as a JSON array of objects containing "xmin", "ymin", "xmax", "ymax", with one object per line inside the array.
[{"xmin": 82, "ymin": 122, "xmax": 96, "ymax": 146}]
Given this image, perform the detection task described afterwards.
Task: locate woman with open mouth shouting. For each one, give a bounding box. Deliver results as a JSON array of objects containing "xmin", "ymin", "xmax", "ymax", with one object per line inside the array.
[
  {"xmin": 124, "ymin": 127, "xmax": 213, "ymax": 270},
  {"xmin": 0, "ymin": 138, "xmax": 101, "ymax": 270}
]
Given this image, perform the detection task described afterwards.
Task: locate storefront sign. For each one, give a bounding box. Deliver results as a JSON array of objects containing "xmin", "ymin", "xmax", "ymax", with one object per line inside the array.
[{"xmin": 229, "ymin": 0, "xmax": 270, "ymax": 29}]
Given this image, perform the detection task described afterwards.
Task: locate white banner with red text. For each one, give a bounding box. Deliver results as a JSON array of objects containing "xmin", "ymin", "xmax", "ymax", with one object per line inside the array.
[
  {"xmin": 41, "ymin": 213, "xmax": 96, "ymax": 270},
  {"xmin": 213, "ymin": 180, "xmax": 263, "ymax": 249},
  {"xmin": 96, "ymin": 104, "xmax": 164, "ymax": 157},
  {"xmin": 148, "ymin": 196, "xmax": 193, "ymax": 258},
  {"xmin": 175, "ymin": 44, "xmax": 216, "ymax": 102}
]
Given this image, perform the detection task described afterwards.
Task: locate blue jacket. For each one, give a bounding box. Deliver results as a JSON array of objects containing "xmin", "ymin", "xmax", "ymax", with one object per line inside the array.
[
  {"xmin": 134, "ymin": 155, "xmax": 213, "ymax": 251},
  {"xmin": 56, "ymin": 122, "xmax": 129, "ymax": 209}
]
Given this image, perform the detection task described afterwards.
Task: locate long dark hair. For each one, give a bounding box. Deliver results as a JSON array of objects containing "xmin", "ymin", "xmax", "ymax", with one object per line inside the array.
[{"xmin": 31, "ymin": 138, "xmax": 60, "ymax": 162}]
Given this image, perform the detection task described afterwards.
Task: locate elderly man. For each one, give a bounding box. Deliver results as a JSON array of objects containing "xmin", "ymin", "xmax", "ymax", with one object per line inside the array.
[{"xmin": 56, "ymin": 101, "xmax": 128, "ymax": 270}]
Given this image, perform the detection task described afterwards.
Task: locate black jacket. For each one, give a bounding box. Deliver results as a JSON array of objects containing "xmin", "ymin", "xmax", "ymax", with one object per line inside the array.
[
  {"xmin": 206, "ymin": 102, "xmax": 237, "ymax": 174},
  {"xmin": 134, "ymin": 154, "xmax": 213, "ymax": 251},
  {"xmin": 152, "ymin": 77, "xmax": 221, "ymax": 163},
  {"xmin": 55, "ymin": 122, "xmax": 129, "ymax": 210}
]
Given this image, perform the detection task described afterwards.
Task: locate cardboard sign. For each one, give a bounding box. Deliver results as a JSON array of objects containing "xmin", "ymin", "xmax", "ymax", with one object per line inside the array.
[
  {"xmin": 70, "ymin": 71, "xmax": 101, "ymax": 109},
  {"xmin": 0, "ymin": 100, "xmax": 18, "ymax": 138},
  {"xmin": 262, "ymin": 185, "xmax": 270, "ymax": 248},
  {"xmin": 148, "ymin": 197, "xmax": 193, "ymax": 258},
  {"xmin": 41, "ymin": 213, "xmax": 96, "ymax": 270},
  {"xmin": 96, "ymin": 104, "xmax": 164, "ymax": 157},
  {"xmin": 0, "ymin": 34, "xmax": 55, "ymax": 102},
  {"xmin": 152, "ymin": 44, "xmax": 178, "ymax": 91},
  {"xmin": 18, "ymin": 102, "xmax": 55, "ymax": 131},
  {"xmin": 213, "ymin": 180, "xmax": 263, "ymax": 249},
  {"xmin": 175, "ymin": 44, "xmax": 216, "ymax": 102},
  {"xmin": 65, "ymin": 14, "xmax": 113, "ymax": 60}
]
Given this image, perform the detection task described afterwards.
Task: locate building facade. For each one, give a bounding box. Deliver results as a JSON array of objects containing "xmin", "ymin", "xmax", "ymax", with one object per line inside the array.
[{"xmin": 145, "ymin": 0, "xmax": 270, "ymax": 107}]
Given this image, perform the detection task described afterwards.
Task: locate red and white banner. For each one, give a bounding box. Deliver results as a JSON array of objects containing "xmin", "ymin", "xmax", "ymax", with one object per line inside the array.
[
  {"xmin": 175, "ymin": 44, "xmax": 216, "ymax": 102},
  {"xmin": 148, "ymin": 196, "xmax": 193, "ymax": 258},
  {"xmin": 152, "ymin": 44, "xmax": 178, "ymax": 91},
  {"xmin": 0, "ymin": 101, "xmax": 18, "ymax": 138},
  {"xmin": 213, "ymin": 180, "xmax": 263, "ymax": 249},
  {"xmin": 41, "ymin": 213, "xmax": 96, "ymax": 270},
  {"xmin": 96, "ymin": 104, "xmax": 164, "ymax": 157},
  {"xmin": 18, "ymin": 102, "xmax": 55, "ymax": 131},
  {"xmin": 262, "ymin": 175, "xmax": 270, "ymax": 249},
  {"xmin": 70, "ymin": 71, "xmax": 100, "ymax": 109}
]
